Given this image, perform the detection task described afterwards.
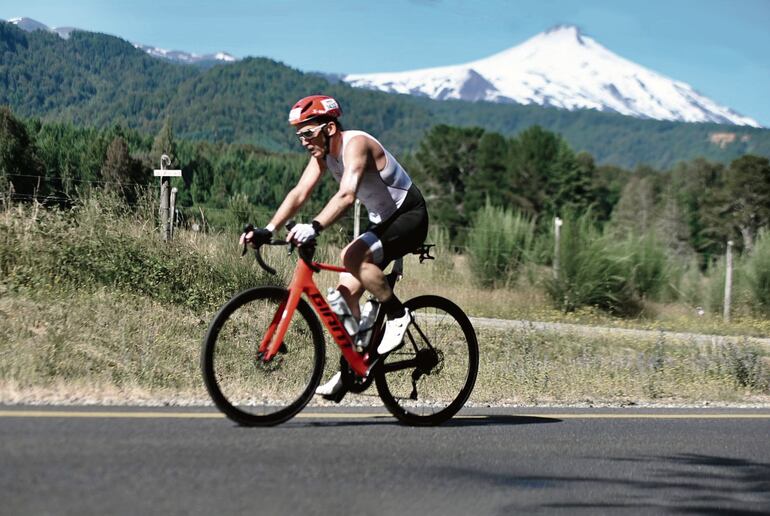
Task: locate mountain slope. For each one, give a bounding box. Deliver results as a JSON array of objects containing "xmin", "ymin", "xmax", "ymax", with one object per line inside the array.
[
  {"xmin": 345, "ymin": 25, "xmax": 759, "ymax": 127},
  {"xmin": 5, "ymin": 17, "xmax": 237, "ymax": 65},
  {"xmin": 1, "ymin": 21, "xmax": 769, "ymax": 168}
]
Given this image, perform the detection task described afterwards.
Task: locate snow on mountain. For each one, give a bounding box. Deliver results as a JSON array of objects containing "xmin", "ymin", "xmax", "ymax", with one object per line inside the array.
[
  {"xmin": 344, "ymin": 25, "xmax": 760, "ymax": 127},
  {"xmin": 132, "ymin": 43, "xmax": 237, "ymax": 64},
  {"xmin": 5, "ymin": 17, "xmax": 238, "ymax": 64},
  {"xmin": 8, "ymin": 16, "xmax": 54, "ymax": 33}
]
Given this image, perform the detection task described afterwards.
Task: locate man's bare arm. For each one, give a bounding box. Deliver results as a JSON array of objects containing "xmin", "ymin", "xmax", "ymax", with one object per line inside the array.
[
  {"xmin": 266, "ymin": 157, "xmax": 324, "ymax": 231},
  {"xmin": 313, "ymin": 137, "xmax": 369, "ymax": 229}
]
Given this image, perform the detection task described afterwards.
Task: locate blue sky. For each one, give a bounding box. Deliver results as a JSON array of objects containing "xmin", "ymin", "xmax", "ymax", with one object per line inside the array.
[{"xmin": 3, "ymin": 0, "xmax": 769, "ymax": 126}]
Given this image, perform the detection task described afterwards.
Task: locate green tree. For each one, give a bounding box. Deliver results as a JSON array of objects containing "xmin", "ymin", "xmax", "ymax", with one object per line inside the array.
[
  {"xmin": 0, "ymin": 106, "xmax": 44, "ymax": 197},
  {"xmin": 101, "ymin": 136, "xmax": 144, "ymax": 200},
  {"xmin": 465, "ymin": 131, "xmax": 508, "ymax": 215},
  {"xmin": 722, "ymin": 155, "xmax": 770, "ymax": 253},
  {"xmin": 507, "ymin": 125, "xmax": 562, "ymax": 216},
  {"xmin": 413, "ymin": 124, "xmax": 485, "ymax": 237},
  {"xmin": 608, "ymin": 173, "xmax": 659, "ymax": 237},
  {"xmin": 548, "ymin": 147, "xmax": 597, "ymax": 216},
  {"xmin": 150, "ymin": 117, "xmax": 178, "ymax": 171},
  {"xmin": 668, "ymin": 158, "xmax": 726, "ymax": 262}
]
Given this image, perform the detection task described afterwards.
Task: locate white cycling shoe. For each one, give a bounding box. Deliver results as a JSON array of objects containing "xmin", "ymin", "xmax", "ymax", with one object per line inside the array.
[
  {"xmin": 315, "ymin": 371, "xmax": 344, "ymax": 397},
  {"xmin": 377, "ymin": 309, "xmax": 412, "ymax": 355}
]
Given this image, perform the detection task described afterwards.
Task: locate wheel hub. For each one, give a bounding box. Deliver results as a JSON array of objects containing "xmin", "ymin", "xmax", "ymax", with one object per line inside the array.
[{"xmin": 415, "ymin": 348, "xmax": 441, "ymax": 374}]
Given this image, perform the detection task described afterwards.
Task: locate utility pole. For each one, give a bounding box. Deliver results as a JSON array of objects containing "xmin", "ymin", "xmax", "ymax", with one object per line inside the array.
[{"xmin": 153, "ymin": 154, "xmax": 181, "ymax": 241}]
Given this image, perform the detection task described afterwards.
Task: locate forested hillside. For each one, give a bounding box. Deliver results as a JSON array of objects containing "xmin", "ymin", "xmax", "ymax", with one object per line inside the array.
[{"xmin": 2, "ymin": 21, "xmax": 769, "ymax": 169}]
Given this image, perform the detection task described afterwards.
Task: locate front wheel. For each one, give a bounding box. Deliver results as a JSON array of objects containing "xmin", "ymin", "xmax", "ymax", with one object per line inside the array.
[
  {"xmin": 375, "ymin": 295, "xmax": 479, "ymax": 426},
  {"xmin": 201, "ymin": 286, "xmax": 325, "ymax": 426}
]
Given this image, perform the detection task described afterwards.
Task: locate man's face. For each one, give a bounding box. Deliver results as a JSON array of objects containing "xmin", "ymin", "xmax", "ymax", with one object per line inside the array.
[{"xmin": 295, "ymin": 121, "xmax": 329, "ymax": 158}]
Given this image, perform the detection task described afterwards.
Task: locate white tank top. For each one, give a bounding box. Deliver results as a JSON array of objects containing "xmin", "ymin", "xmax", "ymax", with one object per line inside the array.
[{"xmin": 324, "ymin": 130, "xmax": 412, "ymax": 223}]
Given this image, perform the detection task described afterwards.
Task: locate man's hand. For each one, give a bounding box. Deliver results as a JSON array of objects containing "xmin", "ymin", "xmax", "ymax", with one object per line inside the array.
[
  {"xmin": 240, "ymin": 225, "xmax": 272, "ymax": 248},
  {"xmin": 286, "ymin": 221, "xmax": 322, "ymax": 246}
]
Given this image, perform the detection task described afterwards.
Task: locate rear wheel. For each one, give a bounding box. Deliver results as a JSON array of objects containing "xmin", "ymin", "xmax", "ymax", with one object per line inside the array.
[
  {"xmin": 375, "ymin": 295, "xmax": 478, "ymax": 426},
  {"xmin": 201, "ymin": 286, "xmax": 325, "ymax": 426}
]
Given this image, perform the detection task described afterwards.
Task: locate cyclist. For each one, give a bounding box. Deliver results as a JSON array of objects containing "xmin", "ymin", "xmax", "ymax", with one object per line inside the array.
[{"xmin": 240, "ymin": 94, "xmax": 429, "ymax": 399}]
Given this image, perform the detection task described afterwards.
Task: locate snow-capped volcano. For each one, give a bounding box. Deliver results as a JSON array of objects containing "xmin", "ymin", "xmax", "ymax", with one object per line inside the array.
[
  {"xmin": 5, "ymin": 17, "xmax": 237, "ymax": 65},
  {"xmin": 344, "ymin": 25, "xmax": 760, "ymax": 127}
]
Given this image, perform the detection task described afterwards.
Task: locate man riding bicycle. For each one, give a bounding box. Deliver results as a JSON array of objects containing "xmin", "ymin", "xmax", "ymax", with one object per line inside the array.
[{"xmin": 240, "ymin": 94, "xmax": 429, "ymax": 399}]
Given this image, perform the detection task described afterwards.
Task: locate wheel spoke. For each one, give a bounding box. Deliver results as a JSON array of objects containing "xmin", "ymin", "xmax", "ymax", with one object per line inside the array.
[
  {"xmin": 202, "ymin": 287, "xmax": 324, "ymax": 426},
  {"xmin": 375, "ymin": 295, "xmax": 478, "ymax": 426}
]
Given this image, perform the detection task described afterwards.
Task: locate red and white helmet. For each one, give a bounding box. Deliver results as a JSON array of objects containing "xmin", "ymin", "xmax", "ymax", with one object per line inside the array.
[{"xmin": 288, "ymin": 95, "xmax": 342, "ymax": 126}]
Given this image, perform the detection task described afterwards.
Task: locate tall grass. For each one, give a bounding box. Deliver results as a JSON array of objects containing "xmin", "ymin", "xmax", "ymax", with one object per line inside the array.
[
  {"xmin": 617, "ymin": 231, "xmax": 671, "ymax": 301},
  {"xmin": 1, "ymin": 193, "xmax": 269, "ymax": 311},
  {"xmin": 545, "ymin": 212, "xmax": 641, "ymax": 315},
  {"xmin": 745, "ymin": 229, "xmax": 770, "ymax": 315},
  {"xmin": 467, "ymin": 202, "xmax": 535, "ymax": 288}
]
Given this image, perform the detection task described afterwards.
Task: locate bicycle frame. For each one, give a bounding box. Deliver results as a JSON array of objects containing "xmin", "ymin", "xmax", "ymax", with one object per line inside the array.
[{"xmin": 257, "ymin": 256, "xmax": 370, "ymax": 377}]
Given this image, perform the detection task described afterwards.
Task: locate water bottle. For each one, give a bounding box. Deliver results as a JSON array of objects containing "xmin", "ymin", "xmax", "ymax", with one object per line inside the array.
[
  {"xmin": 355, "ymin": 299, "xmax": 380, "ymax": 352},
  {"xmin": 327, "ymin": 288, "xmax": 359, "ymax": 337}
]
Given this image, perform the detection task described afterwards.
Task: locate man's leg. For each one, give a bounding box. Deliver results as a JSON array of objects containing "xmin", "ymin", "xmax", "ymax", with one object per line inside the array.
[
  {"xmin": 341, "ymin": 238, "xmax": 410, "ymax": 354},
  {"xmin": 316, "ymin": 238, "xmax": 407, "ymax": 399},
  {"xmin": 315, "ymin": 241, "xmax": 373, "ymax": 399}
]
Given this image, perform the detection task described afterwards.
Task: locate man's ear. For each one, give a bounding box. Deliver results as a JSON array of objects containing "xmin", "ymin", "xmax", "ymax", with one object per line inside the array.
[{"xmin": 326, "ymin": 121, "xmax": 338, "ymax": 136}]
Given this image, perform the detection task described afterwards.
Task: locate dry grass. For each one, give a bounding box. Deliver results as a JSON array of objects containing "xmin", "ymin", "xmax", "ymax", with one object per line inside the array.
[
  {"xmin": 2, "ymin": 199, "xmax": 769, "ymax": 406},
  {"xmin": 2, "ymin": 288, "xmax": 768, "ymax": 406}
]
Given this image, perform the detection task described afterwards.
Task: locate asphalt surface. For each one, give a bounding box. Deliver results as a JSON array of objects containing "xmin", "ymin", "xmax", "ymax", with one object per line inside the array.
[{"xmin": 2, "ymin": 406, "xmax": 769, "ymax": 515}]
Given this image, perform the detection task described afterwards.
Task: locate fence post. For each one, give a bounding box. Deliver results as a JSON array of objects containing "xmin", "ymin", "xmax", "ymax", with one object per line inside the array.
[
  {"xmin": 553, "ymin": 217, "xmax": 563, "ymax": 280},
  {"xmin": 170, "ymin": 187, "xmax": 178, "ymax": 240},
  {"xmin": 723, "ymin": 240, "xmax": 733, "ymax": 322},
  {"xmin": 153, "ymin": 154, "xmax": 181, "ymax": 242}
]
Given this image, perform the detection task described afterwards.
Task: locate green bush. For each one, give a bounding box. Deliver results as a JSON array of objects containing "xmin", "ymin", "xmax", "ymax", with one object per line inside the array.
[
  {"xmin": 617, "ymin": 231, "xmax": 670, "ymax": 301},
  {"xmin": 668, "ymin": 257, "xmax": 706, "ymax": 306},
  {"xmin": 1, "ymin": 194, "xmax": 266, "ymax": 312},
  {"xmin": 545, "ymin": 212, "xmax": 640, "ymax": 315},
  {"xmin": 745, "ymin": 229, "xmax": 770, "ymax": 315},
  {"xmin": 467, "ymin": 202, "xmax": 535, "ymax": 288}
]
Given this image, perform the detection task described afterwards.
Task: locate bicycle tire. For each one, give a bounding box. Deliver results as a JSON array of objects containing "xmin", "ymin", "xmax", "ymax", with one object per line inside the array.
[
  {"xmin": 375, "ymin": 295, "xmax": 479, "ymax": 426},
  {"xmin": 202, "ymin": 286, "xmax": 325, "ymax": 426}
]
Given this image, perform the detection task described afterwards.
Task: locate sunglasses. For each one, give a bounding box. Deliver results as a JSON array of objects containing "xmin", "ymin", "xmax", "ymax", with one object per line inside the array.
[{"xmin": 295, "ymin": 123, "xmax": 328, "ymax": 141}]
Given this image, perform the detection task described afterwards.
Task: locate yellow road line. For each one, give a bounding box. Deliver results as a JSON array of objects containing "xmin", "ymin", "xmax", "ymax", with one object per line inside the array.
[{"xmin": 0, "ymin": 410, "xmax": 769, "ymax": 420}]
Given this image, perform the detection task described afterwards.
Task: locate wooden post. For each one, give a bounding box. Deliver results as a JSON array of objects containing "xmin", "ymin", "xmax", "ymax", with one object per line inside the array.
[
  {"xmin": 354, "ymin": 199, "xmax": 361, "ymax": 238},
  {"xmin": 553, "ymin": 217, "xmax": 562, "ymax": 280},
  {"xmin": 160, "ymin": 177, "xmax": 170, "ymax": 241},
  {"xmin": 153, "ymin": 154, "xmax": 181, "ymax": 242},
  {"xmin": 170, "ymin": 187, "xmax": 178, "ymax": 240},
  {"xmin": 723, "ymin": 240, "xmax": 733, "ymax": 322}
]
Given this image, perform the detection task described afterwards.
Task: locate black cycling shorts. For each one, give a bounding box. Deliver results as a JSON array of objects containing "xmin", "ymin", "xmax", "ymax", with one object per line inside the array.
[{"xmin": 355, "ymin": 185, "xmax": 428, "ymax": 268}]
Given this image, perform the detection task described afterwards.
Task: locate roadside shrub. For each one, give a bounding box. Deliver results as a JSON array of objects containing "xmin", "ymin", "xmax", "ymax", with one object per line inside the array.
[
  {"xmin": 1, "ymin": 194, "xmax": 267, "ymax": 312},
  {"xmin": 667, "ymin": 257, "xmax": 706, "ymax": 307},
  {"xmin": 545, "ymin": 212, "xmax": 640, "ymax": 315},
  {"xmin": 468, "ymin": 202, "xmax": 534, "ymax": 287},
  {"xmin": 618, "ymin": 231, "xmax": 670, "ymax": 301},
  {"xmin": 745, "ymin": 229, "xmax": 770, "ymax": 315}
]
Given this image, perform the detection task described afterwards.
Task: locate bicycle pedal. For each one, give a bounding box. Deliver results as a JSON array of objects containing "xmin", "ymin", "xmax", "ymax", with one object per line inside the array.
[{"xmin": 321, "ymin": 387, "xmax": 348, "ymax": 404}]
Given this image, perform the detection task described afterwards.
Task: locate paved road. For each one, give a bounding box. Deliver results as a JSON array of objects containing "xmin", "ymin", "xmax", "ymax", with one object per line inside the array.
[{"xmin": 2, "ymin": 407, "xmax": 769, "ymax": 515}]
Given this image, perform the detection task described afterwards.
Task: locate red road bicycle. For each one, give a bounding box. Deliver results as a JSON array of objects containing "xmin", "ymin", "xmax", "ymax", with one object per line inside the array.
[{"xmin": 201, "ymin": 225, "xmax": 478, "ymax": 426}]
